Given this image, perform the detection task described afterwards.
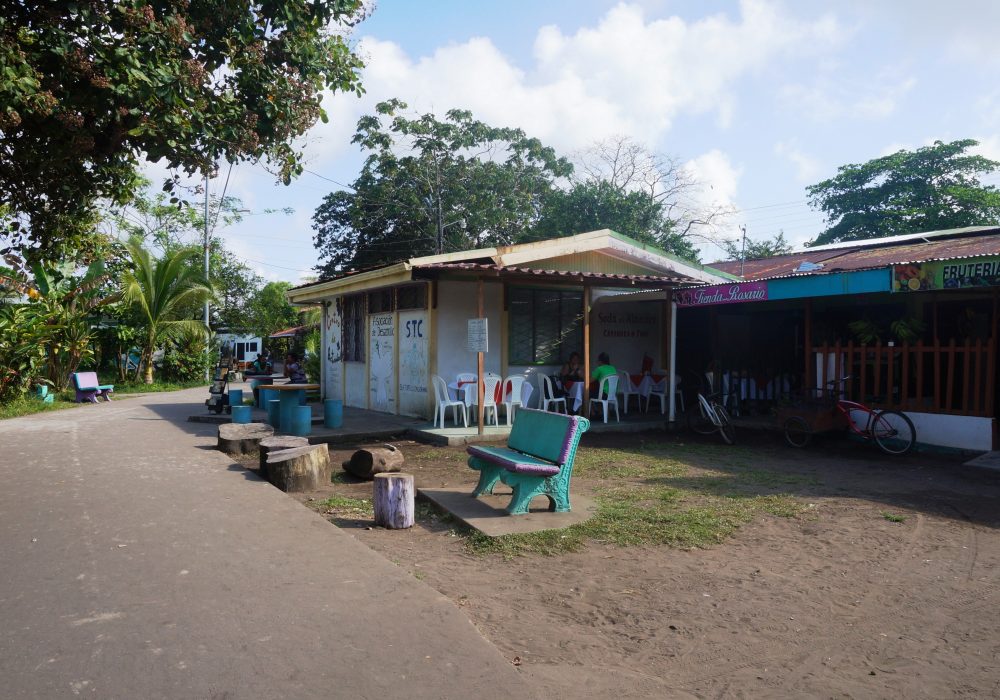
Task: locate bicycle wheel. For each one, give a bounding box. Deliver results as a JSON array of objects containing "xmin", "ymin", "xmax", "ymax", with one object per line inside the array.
[
  {"xmin": 688, "ymin": 401, "xmax": 717, "ymax": 435},
  {"xmin": 872, "ymin": 410, "xmax": 916, "ymax": 455},
  {"xmin": 783, "ymin": 416, "xmax": 812, "ymax": 447},
  {"xmin": 714, "ymin": 404, "xmax": 736, "ymax": 445}
]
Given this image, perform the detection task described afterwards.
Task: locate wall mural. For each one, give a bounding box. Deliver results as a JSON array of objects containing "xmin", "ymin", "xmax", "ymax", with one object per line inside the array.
[
  {"xmin": 369, "ymin": 313, "xmax": 395, "ymax": 412},
  {"xmin": 398, "ymin": 310, "xmax": 428, "ymax": 417},
  {"xmin": 323, "ymin": 299, "xmax": 343, "ymax": 399}
]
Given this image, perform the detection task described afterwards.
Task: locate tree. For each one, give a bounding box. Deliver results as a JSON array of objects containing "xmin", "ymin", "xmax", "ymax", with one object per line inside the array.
[
  {"xmin": 246, "ymin": 281, "xmax": 300, "ymax": 339},
  {"xmin": 312, "ymin": 99, "xmax": 572, "ymax": 277},
  {"xmin": 807, "ymin": 139, "xmax": 1000, "ymax": 245},
  {"xmin": 122, "ymin": 239, "xmax": 213, "ymax": 384},
  {"xmin": 719, "ymin": 232, "xmax": 793, "ymax": 261},
  {"xmin": 1, "ymin": 1, "xmax": 367, "ymax": 263},
  {"xmin": 531, "ymin": 181, "xmax": 700, "ymax": 260}
]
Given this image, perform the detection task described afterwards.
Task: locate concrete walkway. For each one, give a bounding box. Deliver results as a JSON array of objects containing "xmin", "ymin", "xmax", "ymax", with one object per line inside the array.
[{"xmin": 0, "ymin": 388, "xmax": 533, "ymax": 699}]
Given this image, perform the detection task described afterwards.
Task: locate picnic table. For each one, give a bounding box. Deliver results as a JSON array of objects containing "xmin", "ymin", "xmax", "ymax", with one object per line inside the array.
[{"xmin": 265, "ymin": 383, "xmax": 320, "ymax": 433}]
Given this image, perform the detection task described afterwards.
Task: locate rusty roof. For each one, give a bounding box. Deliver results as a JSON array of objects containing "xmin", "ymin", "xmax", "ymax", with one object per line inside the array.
[
  {"xmin": 412, "ymin": 262, "xmax": 692, "ymax": 286},
  {"xmin": 710, "ymin": 227, "xmax": 1000, "ymax": 281}
]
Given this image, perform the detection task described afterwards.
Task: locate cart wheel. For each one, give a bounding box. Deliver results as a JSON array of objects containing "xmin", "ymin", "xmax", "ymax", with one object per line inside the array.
[{"xmin": 784, "ymin": 416, "xmax": 812, "ymax": 447}]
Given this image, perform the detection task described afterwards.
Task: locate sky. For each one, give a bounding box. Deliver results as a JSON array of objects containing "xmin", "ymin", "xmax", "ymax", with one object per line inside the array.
[{"xmin": 162, "ymin": 0, "xmax": 1000, "ymax": 283}]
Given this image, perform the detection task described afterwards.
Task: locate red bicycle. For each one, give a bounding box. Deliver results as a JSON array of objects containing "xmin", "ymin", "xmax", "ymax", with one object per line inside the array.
[{"xmin": 783, "ymin": 378, "xmax": 917, "ymax": 455}]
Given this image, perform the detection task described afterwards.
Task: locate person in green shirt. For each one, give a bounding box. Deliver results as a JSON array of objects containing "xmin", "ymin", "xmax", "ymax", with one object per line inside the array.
[{"xmin": 591, "ymin": 352, "xmax": 617, "ymax": 398}]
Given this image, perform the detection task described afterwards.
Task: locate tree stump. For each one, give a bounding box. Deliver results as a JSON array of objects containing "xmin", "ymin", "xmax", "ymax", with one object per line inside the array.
[
  {"xmin": 217, "ymin": 422, "xmax": 274, "ymax": 456},
  {"xmin": 342, "ymin": 444, "xmax": 404, "ymax": 480},
  {"xmin": 258, "ymin": 435, "xmax": 310, "ymax": 477},
  {"xmin": 266, "ymin": 444, "xmax": 330, "ymax": 492},
  {"xmin": 373, "ymin": 472, "xmax": 415, "ymax": 529}
]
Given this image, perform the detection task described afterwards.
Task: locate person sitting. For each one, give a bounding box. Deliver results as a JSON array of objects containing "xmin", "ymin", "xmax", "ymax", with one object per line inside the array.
[
  {"xmin": 591, "ymin": 352, "xmax": 617, "ymax": 398},
  {"xmin": 560, "ymin": 352, "xmax": 584, "ymax": 385},
  {"xmin": 284, "ymin": 353, "xmax": 306, "ymax": 383}
]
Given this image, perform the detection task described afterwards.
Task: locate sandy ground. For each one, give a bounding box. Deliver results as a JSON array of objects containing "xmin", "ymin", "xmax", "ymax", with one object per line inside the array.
[{"xmin": 248, "ymin": 432, "xmax": 1000, "ymax": 699}]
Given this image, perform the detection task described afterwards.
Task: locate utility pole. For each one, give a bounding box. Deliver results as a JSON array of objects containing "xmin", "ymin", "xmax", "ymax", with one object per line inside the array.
[
  {"xmin": 739, "ymin": 224, "xmax": 748, "ymax": 277},
  {"xmin": 203, "ymin": 175, "xmax": 211, "ymax": 382}
]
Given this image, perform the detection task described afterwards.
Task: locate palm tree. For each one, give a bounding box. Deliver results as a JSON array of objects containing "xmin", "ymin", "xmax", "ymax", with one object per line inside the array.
[{"xmin": 122, "ymin": 238, "xmax": 214, "ymax": 384}]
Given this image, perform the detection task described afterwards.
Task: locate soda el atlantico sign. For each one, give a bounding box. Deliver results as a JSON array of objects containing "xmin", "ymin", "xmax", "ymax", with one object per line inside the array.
[{"xmin": 675, "ymin": 281, "xmax": 768, "ymax": 307}]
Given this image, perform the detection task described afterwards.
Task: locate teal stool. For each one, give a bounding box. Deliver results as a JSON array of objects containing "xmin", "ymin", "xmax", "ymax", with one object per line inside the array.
[
  {"xmin": 266, "ymin": 399, "xmax": 281, "ymax": 427},
  {"xmin": 324, "ymin": 399, "xmax": 343, "ymax": 428},
  {"xmin": 259, "ymin": 388, "xmax": 274, "ymax": 409},
  {"xmin": 290, "ymin": 405, "xmax": 312, "ymax": 436},
  {"xmin": 229, "ymin": 389, "xmax": 244, "ymax": 409},
  {"xmin": 231, "ymin": 405, "xmax": 251, "ymax": 424}
]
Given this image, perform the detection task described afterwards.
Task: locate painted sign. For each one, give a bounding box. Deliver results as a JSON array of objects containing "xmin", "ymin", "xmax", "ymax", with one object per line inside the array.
[
  {"xmin": 467, "ymin": 318, "xmax": 488, "ymax": 353},
  {"xmin": 369, "ymin": 313, "xmax": 395, "ymax": 413},
  {"xmin": 398, "ymin": 311, "xmax": 429, "ymax": 417},
  {"xmin": 893, "ymin": 256, "xmax": 1000, "ymax": 292},
  {"xmin": 675, "ymin": 281, "xmax": 769, "ymax": 307},
  {"xmin": 323, "ymin": 298, "xmax": 343, "ymax": 400}
]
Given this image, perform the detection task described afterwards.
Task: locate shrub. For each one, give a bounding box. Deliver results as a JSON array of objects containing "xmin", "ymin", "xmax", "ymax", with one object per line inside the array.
[{"xmin": 160, "ymin": 333, "xmax": 211, "ymax": 383}]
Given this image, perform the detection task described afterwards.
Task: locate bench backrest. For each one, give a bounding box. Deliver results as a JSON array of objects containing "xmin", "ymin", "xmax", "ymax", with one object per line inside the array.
[
  {"xmin": 73, "ymin": 371, "xmax": 99, "ymax": 389},
  {"xmin": 508, "ymin": 408, "xmax": 585, "ymax": 464}
]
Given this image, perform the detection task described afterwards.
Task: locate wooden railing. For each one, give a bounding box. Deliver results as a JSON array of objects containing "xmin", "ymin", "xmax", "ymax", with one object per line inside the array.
[{"xmin": 812, "ymin": 339, "xmax": 995, "ymax": 417}]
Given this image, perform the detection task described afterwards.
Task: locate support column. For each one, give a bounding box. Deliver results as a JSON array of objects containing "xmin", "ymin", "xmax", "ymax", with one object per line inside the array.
[
  {"xmin": 668, "ymin": 296, "xmax": 678, "ymax": 423},
  {"xmin": 583, "ymin": 285, "xmax": 591, "ymax": 413},
  {"xmin": 477, "ymin": 277, "xmax": 485, "ymax": 435},
  {"xmin": 804, "ymin": 300, "xmax": 813, "ymax": 391}
]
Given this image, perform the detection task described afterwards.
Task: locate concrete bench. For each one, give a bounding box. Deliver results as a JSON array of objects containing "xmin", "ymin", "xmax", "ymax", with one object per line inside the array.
[
  {"xmin": 72, "ymin": 371, "xmax": 114, "ymax": 403},
  {"xmin": 466, "ymin": 408, "xmax": 590, "ymax": 515}
]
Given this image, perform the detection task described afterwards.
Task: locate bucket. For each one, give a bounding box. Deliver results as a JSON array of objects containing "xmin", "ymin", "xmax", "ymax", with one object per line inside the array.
[
  {"xmin": 290, "ymin": 405, "xmax": 312, "ymax": 436},
  {"xmin": 266, "ymin": 399, "xmax": 281, "ymax": 427},
  {"xmin": 231, "ymin": 405, "xmax": 251, "ymax": 424},
  {"xmin": 229, "ymin": 389, "xmax": 244, "ymax": 408},
  {"xmin": 324, "ymin": 399, "xmax": 343, "ymax": 428}
]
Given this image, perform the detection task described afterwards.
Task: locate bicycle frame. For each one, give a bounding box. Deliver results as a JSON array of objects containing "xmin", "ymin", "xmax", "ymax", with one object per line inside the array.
[
  {"xmin": 697, "ymin": 393, "xmax": 725, "ymax": 428},
  {"xmin": 834, "ymin": 399, "xmax": 877, "ymax": 439}
]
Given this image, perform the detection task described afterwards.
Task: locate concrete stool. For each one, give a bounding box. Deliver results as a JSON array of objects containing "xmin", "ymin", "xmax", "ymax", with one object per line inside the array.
[{"xmin": 324, "ymin": 399, "xmax": 343, "ymax": 428}]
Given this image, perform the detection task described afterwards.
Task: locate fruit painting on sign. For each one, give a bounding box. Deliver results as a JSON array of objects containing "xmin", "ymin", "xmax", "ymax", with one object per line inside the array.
[{"xmin": 894, "ymin": 257, "xmax": 1000, "ymax": 292}]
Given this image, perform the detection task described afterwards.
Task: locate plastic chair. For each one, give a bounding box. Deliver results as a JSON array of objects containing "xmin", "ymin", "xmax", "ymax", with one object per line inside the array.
[
  {"xmin": 473, "ymin": 375, "xmax": 502, "ymax": 427},
  {"xmin": 501, "ymin": 375, "xmax": 526, "ymax": 425},
  {"xmin": 619, "ymin": 371, "xmax": 641, "ymax": 415},
  {"xmin": 432, "ymin": 375, "xmax": 467, "ymax": 429},
  {"xmin": 538, "ymin": 374, "xmax": 567, "ymax": 414},
  {"xmin": 588, "ymin": 375, "xmax": 620, "ymax": 423}
]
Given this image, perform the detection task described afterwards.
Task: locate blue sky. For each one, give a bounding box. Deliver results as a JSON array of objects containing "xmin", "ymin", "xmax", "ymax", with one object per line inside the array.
[{"xmin": 170, "ymin": 0, "xmax": 1000, "ymax": 282}]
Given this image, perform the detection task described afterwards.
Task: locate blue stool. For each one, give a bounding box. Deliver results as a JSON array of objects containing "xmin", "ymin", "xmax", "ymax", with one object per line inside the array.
[
  {"xmin": 231, "ymin": 405, "xmax": 251, "ymax": 424},
  {"xmin": 290, "ymin": 405, "xmax": 312, "ymax": 436},
  {"xmin": 259, "ymin": 387, "xmax": 274, "ymax": 409},
  {"xmin": 229, "ymin": 389, "xmax": 244, "ymax": 409},
  {"xmin": 324, "ymin": 399, "xmax": 343, "ymax": 428},
  {"xmin": 266, "ymin": 399, "xmax": 281, "ymax": 427}
]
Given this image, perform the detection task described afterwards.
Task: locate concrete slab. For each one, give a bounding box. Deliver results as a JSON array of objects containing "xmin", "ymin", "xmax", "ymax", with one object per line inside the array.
[
  {"xmin": 964, "ymin": 451, "xmax": 1000, "ymax": 471},
  {"xmin": 419, "ymin": 487, "xmax": 597, "ymax": 537}
]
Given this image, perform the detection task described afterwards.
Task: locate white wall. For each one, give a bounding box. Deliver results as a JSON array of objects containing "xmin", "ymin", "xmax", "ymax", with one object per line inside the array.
[
  {"xmin": 591, "ymin": 301, "xmax": 663, "ymax": 373},
  {"xmin": 322, "ymin": 299, "xmax": 343, "ymax": 401},
  {"xmin": 435, "ymin": 280, "xmax": 503, "ymax": 384},
  {"xmin": 344, "ymin": 362, "xmax": 366, "ymax": 408},
  {"xmin": 398, "ymin": 310, "xmax": 429, "ymax": 417},
  {"xmin": 905, "ymin": 412, "xmax": 993, "ymax": 452}
]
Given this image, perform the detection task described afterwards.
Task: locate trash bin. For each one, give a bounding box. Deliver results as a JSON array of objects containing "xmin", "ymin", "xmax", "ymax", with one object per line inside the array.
[
  {"xmin": 231, "ymin": 405, "xmax": 251, "ymax": 424},
  {"xmin": 324, "ymin": 399, "xmax": 343, "ymax": 428},
  {"xmin": 290, "ymin": 405, "xmax": 312, "ymax": 436}
]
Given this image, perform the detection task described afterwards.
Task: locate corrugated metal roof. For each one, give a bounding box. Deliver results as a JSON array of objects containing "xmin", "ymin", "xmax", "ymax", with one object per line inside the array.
[
  {"xmin": 269, "ymin": 324, "xmax": 313, "ymax": 338},
  {"xmin": 413, "ymin": 262, "xmax": 692, "ymax": 285},
  {"xmin": 711, "ymin": 228, "xmax": 1000, "ymax": 281}
]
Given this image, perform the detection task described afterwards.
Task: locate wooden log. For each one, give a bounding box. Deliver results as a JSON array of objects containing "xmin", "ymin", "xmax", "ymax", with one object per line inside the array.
[
  {"xmin": 341, "ymin": 444, "xmax": 404, "ymax": 480},
  {"xmin": 217, "ymin": 422, "xmax": 274, "ymax": 456},
  {"xmin": 373, "ymin": 472, "xmax": 415, "ymax": 529},
  {"xmin": 258, "ymin": 435, "xmax": 309, "ymax": 477},
  {"xmin": 266, "ymin": 444, "xmax": 330, "ymax": 492}
]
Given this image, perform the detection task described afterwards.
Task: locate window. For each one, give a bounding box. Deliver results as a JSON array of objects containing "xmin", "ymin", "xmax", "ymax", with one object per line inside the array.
[
  {"xmin": 248, "ymin": 341, "xmax": 258, "ymax": 353},
  {"xmin": 508, "ymin": 288, "xmax": 583, "ymax": 365},
  {"xmin": 367, "ymin": 288, "xmax": 395, "ymax": 314},
  {"xmin": 343, "ymin": 294, "xmax": 366, "ymax": 362},
  {"xmin": 397, "ymin": 284, "xmax": 427, "ymax": 310}
]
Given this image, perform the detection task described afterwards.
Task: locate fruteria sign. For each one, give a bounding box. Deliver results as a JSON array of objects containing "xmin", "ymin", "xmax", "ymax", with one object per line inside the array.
[
  {"xmin": 675, "ymin": 281, "xmax": 768, "ymax": 307},
  {"xmin": 893, "ymin": 256, "xmax": 1000, "ymax": 292}
]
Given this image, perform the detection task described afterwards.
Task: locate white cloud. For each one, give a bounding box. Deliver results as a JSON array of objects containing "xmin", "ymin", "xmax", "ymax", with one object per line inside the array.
[
  {"xmin": 774, "ymin": 140, "xmax": 821, "ymax": 182},
  {"xmin": 780, "ymin": 74, "xmax": 915, "ymax": 122}
]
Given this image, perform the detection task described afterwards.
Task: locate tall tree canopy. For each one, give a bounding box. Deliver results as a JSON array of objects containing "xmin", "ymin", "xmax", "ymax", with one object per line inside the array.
[
  {"xmin": 807, "ymin": 139, "xmax": 1000, "ymax": 245},
  {"xmin": 1, "ymin": 0, "xmax": 367, "ymax": 263},
  {"xmin": 312, "ymin": 99, "xmax": 572, "ymax": 277},
  {"xmin": 719, "ymin": 232, "xmax": 792, "ymax": 262}
]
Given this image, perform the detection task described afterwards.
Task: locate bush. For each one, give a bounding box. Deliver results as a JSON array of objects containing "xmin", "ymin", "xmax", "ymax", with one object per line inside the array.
[
  {"xmin": 303, "ymin": 329, "xmax": 321, "ymax": 383},
  {"xmin": 160, "ymin": 334, "xmax": 211, "ymax": 383}
]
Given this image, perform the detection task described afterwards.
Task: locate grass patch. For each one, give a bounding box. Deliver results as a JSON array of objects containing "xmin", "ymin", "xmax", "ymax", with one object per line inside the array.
[
  {"xmin": 0, "ymin": 395, "xmax": 79, "ymax": 420},
  {"xmin": 112, "ymin": 380, "xmax": 206, "ymax": 394},
  {"xmin": 311, "ymin": 495, "xmax": 373, "ymax": 517},
  {"xmin": 881, "ymin": 512, "xmax": 907, "ymax": 523}
]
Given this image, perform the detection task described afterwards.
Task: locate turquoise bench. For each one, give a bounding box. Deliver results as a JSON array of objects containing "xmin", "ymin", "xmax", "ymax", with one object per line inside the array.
[
  {"xmin": 467, "ymin": 408, "xmax": 590, "ymax": 515},
  {"xmin": 72, "ymin": 371, "xmax": 114, "ymax": 403}
]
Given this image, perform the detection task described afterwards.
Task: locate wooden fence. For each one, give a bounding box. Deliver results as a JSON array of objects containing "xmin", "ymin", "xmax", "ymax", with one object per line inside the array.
[{"xmin": 812, "ymin": 339, "xmax": 995, "ymax": 417}]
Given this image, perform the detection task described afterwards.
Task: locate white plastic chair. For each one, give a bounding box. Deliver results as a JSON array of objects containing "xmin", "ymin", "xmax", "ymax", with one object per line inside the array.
[
  {"xmin": 619, "ymin": 371, "xmax": 641, "ymax": 414},
  {"xmin": 472, "ymin": 376, "xmax": 502, "ymax": 427},
  {"xmin": 588, "ymin": 375, "xmax": 620, "ymax": 423},
  {"xmin": 501, "ymin": 375, "xmax": 526, "ymax": 425},
  {"xmin": 431, "ymin": 375, "xmax": 467, "ymax": 429},
  {"xmin": 538, "ymin": 374, "xmax": 567, "ymax": 413}
]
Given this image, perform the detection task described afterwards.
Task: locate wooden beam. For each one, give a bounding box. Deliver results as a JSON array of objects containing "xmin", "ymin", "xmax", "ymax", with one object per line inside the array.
[
  {"xmin": 804, "ymin": 300, "xmax": 812, "ymax": 391},
  {"xmin": 477, "ymin": 277, "xmax": 485, "ymax": 435},
  {"xmin": 583, "ymin": 285, "xmax": 591, "ymax": 414}
]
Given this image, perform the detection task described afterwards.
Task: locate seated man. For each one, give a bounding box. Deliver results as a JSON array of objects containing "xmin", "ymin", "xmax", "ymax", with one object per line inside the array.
[
  {"xmin": 591, "ymin": 352, "xmax": 617, "ymax": 398},
  {"xmin": 284, "ymin": 352, "xmax": 307, "ymax": 383}
]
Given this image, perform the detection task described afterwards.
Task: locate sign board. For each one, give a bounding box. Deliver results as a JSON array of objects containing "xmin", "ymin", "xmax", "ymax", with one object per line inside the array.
[
  {"xmin": 467, "ymin": 318, "xmax": 488, "ymax": 353},
  {"xmin": 893, "ymin": 256, "xmax": 1000, "ymax": 292},
  {"xmin": 675, "ymin": 281, "xmax": 768, "ymax": 307}
]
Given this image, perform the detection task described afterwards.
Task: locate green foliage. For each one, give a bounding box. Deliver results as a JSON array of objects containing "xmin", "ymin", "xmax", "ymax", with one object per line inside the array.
[
  {"xmin": 808, "ymin": 139, "xmax": 1000, "ymax": 245},
  {"xmin": 159, "ymin": 330, "xmax": 211, "ymax": 383},
  {"xmin": 303, "ymin": 328, "xmax": 321, "ymax": 383},
  {"xmin": 122, "ymin": 238, "xmax": 213, "ymax": 383},
  {"xmin": 0, "ymin": 305, "xmax": 50, "ymax": 402},
  {"xmin": 719, "ymin": 232, "xmax": 793, "ymax": 262},
  {"xmin": 1, "ymin": 1, "xmax": 367, "ymax": 263},
  {"xmin": 881, "ymin": 512, "xmax": 907, "ymax": 523},
  {"xmin": 313, "ymin": 99, "xmax": 573, "ymax": 276},
  {"xmin": 245, "ymin": 281, "xmax": 301, "ymax": 338}
]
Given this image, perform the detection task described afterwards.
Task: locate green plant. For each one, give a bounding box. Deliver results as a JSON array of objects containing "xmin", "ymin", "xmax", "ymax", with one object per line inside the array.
[
  {"xmin": 160, "ymin": 329, "xmax": 211, "ymax": 383},
  {"xmin": 0, "ymin": 305, "xmax": 50, "ymax": 402},
  {"xmin": 303, "ymin": 328, "xmax": 321, "ymax": 383},
  {"xmin": 881, "ymin": 512, "xmax": 907, "ymax": 523}
]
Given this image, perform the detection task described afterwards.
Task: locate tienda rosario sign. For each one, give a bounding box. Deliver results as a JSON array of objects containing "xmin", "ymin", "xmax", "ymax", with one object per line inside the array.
[{"xmin": 675, "ymin": 281, "xmax": 768, "ymax": 307}]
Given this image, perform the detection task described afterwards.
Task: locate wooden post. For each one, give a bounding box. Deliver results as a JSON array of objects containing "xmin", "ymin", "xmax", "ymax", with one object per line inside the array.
[
  {"xmin": 583, "ymin": 285, "xmax": 591, "ymax": 413},
  {"xmin": 373, "ymin": 472, "xmax": 415, "ymax": 529},
  {"xmin": 804, "ymin": 300, "xmax": 812, "ymax": 391},
  {"xmin": 667, "ymin": 296, "xmax": 677, "ymax": 422},
  {"xmin": 477, "ymin": 277, "xmax": 485, "ymax": 435},
  {"xmin": 946, "ymin": 338, "xmax": 956, "ymax": 412}
]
